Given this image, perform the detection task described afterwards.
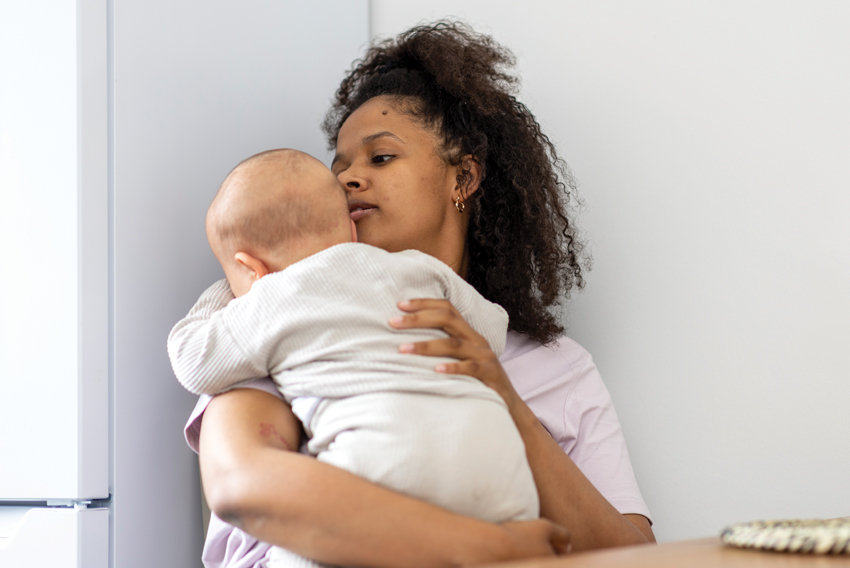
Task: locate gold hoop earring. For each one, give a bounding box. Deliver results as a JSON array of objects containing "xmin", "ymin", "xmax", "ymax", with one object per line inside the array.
[{"xmin": 454, "ymin": 196, "xmax": 465, "ymax": 213}]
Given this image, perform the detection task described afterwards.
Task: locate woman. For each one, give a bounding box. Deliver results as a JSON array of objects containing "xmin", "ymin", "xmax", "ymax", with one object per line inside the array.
[{"xmin": 186, "ymin": 22, "xmax": 655, "ymax": 568}]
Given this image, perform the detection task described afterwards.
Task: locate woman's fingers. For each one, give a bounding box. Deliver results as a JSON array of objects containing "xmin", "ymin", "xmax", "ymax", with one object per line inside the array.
[
  {"xmin": 433, "ymin": 359, "xmax": 495, "ymax": 377},
  {"xmin": 398, "ymin": 336, "xmax": 482, "ymax": 358},
  {"xmin": 500, "ymin": 519, "xmax": 572, "ymax": 557},
  {"xmin": 396, "ymin": 298, "xmax": 459, "ymax": 314},
  {"xmin": 548, "ymin": 522, "xmax": 573, "ymax": 555},
  {"xmin": 399, "ymin": 340, "xmax": 496, "ymax": 378},
  {"xmin": 390, "ymin": 302, "xmax": 486, "ymax": 345},
  {"xmin": 390, "ymin": 308, "xmax": 463, "ymax": 334}
]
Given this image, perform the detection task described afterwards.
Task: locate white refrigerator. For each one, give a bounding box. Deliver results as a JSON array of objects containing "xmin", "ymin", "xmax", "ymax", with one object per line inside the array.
[{"xmin": 0, "ymin": 1, "xmax": 368, "ymax": 566}]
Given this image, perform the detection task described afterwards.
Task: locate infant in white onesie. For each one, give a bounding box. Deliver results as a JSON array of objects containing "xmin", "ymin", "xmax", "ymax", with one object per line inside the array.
[{"xmin": 168, "ymin": 149, "xmax": 538, "ymax": 567}]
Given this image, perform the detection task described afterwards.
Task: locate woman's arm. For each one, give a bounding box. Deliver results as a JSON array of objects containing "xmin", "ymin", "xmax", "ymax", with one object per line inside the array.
[
  {"xmin": 507, "ymin": 396, "xmax": 656, "ymax": 547},
  {"xmin": 391, "ymin": 299, "xmax": 656, "ymax": 551},
  {"xmin": 199, "ymin": 387, "xmax": 571, "ymax": 568}
]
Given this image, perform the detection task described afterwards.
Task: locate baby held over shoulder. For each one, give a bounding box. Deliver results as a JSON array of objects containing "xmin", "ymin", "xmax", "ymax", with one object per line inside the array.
[{"xmin": 167, "ymin": 149, "xmax": 538, "ymax": 539}]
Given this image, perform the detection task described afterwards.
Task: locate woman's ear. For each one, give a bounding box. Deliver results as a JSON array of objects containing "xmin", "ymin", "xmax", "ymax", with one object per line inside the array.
[
  {"xmin": 455, "ymin": 155, "xmax": 483, "ymax": 201},
  {"xmin": 234, "ymin": 252, "xmax": 270, "ymax": 281}
]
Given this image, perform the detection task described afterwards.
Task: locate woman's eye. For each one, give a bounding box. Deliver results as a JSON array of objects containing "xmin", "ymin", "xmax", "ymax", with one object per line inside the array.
[{"xmin": 371, "ymin": 154, "xmax": 393, "ymax": 165}]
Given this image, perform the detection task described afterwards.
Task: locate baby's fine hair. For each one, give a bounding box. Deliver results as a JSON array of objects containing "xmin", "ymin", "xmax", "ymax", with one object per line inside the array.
[{"xmin": 208, "ymin": 149, "xmax": 342, "ymax": 257}]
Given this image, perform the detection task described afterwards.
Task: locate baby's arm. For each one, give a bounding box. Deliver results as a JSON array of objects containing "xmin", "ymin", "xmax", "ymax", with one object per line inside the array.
[{"xmin": 167, "ymin": 279, "xmax": 267, "ymax": 395}]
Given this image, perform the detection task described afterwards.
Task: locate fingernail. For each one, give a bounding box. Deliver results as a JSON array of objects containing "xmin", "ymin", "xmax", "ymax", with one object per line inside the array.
[
  {"xmin": 399, "ymin": 343, "xmax": 414, "ymax": 353},
  {"xmin": 389, "ymin": 316, "xmax": 404, "ymax": 326},
  {"xmin": 435, "ymin": 364, "xmax": 447, "ymax": 373},
  {"xmin": 398, "ymin": 300, "xmax": 411, "ymax": 308}
]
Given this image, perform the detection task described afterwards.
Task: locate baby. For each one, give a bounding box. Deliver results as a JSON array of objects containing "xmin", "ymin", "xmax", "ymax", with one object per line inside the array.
[{"xmin": 168, "ymin": 149, "xmax": 538, "ymax": 566}]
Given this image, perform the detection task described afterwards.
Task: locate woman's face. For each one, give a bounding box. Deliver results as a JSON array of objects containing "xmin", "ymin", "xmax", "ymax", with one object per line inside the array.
[{"xmin": 332, "ymin": 96, "xmax": 466, "ymax": 267}]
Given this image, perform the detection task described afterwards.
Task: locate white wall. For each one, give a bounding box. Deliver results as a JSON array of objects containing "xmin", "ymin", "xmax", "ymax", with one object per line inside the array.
[
  {"xmin": 0, "ymin": 0, "xmax": 108, "ymax": 503},
  {"xmin": 373, "ymin": 1, "xmax": 850, "ymax": 542}
]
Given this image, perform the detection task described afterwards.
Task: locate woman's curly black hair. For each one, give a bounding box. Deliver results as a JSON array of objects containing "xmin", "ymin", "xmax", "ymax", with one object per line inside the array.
[{"xmin": 323, "ymin": 22, "xmax": 589, "ymax": 345}]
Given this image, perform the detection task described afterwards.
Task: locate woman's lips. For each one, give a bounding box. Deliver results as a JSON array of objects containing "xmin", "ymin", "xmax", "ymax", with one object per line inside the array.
[{"xmin": 348, "ymin": 200, "xmax": 377, "ymax": 222}]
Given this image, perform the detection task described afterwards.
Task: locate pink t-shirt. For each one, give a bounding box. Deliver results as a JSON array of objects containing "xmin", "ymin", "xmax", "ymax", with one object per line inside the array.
[{"xmin": 184, "ymin": 331, "xmax": 651, "ymax": 568}]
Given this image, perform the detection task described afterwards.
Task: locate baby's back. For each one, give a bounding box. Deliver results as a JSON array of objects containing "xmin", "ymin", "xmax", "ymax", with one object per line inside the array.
[
  {"xmin": 310, "ymin": 391, "xmax": 539, "ymax": 522},
  {"xmin": 230, "ymin": 242, "xmax": 537, "ymax": 522},
  {"xmin": 225, "ymin": 242, "xmax": 508, "ymax": 401}
]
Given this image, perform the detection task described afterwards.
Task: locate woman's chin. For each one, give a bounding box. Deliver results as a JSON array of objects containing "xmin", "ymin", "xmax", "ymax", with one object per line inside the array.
[
  {"xmin": 355, "ymin": 225, "xmax": 382, "ymax": 248},
  {"xmin": 359, "ymin": 233, "xmax": 405, "ymax": 254}
]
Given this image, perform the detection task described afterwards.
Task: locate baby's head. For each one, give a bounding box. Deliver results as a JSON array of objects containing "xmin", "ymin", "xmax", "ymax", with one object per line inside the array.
[{"xmin": 206, "ymin": 149, "xmax": 354, "ymax": 297}]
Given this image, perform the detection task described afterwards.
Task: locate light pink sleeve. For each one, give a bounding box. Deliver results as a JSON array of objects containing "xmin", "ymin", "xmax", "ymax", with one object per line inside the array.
[{"xmin": 500, "ymin": 332, "xmax": 652, "ymax": 522}]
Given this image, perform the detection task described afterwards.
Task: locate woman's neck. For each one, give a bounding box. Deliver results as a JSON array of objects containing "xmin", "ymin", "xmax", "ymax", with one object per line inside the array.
[{"xmin": 438, "ymin": 244, "xmax": 470, "ymax": 280}]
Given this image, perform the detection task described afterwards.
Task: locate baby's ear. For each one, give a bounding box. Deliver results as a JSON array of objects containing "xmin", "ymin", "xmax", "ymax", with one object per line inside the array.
[
  {"xmin": 350, "ymin": 219, "xmax": 358, "ymax": 243},
  {"xmin": 234, "ymin": 252, "xmax": 270, "ymax": 280}
]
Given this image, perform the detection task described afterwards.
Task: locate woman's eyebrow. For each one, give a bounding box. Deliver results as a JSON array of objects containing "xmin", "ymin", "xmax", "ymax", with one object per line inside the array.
[{"xmin": 362, "ymin": 131, "xmax": 403, "ymax": 144}]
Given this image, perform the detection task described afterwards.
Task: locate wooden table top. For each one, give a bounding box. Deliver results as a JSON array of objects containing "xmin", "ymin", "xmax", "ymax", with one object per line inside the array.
[{"xmin": 481, "ymin": 538, "xmax": 850, "ymax": 568}]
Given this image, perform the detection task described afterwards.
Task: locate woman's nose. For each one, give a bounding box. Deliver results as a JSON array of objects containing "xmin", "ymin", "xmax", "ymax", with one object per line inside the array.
[{"xmin": 337, "ymin": 168, "xmax": 366, "ymax": 193}]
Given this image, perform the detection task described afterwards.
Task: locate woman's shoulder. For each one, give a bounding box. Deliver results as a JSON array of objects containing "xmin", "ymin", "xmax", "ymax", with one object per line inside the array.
[
  {"xmin": 501, "ymin": 331, "xmax": 595, "ymax": 377},
  {"xmin": 500, "ymin": 331, "xmax": 608, "ymax": 444},
  {"xmin": 502, "ymin": 334, "xmax": 651, "ymax": 521}
]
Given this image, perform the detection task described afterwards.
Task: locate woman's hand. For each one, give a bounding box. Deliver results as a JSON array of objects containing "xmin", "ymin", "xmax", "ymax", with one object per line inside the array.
[
  {"xmin": 390, "ymin": 298, "xmax": 520, "ymax": 406},
  {"xmin": 389, "ymin": 298, "xmax": 655, "ymax": 550}
]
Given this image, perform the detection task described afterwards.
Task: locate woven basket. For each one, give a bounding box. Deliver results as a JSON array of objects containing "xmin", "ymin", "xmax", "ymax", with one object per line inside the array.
[{"xmin": 721, "ymin": 518, "xmax": 850, "ymax": 554}]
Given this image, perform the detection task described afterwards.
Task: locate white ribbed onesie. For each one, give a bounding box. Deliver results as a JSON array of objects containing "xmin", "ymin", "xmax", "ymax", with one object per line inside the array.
[{"xmin": 168, "ymin": 243, "xmax": 539, "ymax": 567}]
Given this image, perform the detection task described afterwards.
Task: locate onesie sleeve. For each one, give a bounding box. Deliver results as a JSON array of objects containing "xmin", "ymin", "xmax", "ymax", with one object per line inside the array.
[{"xmin": 167, "ymin": 279, "xmax": 268, "ymax": 395}]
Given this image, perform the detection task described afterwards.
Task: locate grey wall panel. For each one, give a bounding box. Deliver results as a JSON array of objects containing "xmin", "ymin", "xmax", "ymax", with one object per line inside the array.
[{"xmin": 112, "ymin": 2, "xmax": 368, "ymax": 566}]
